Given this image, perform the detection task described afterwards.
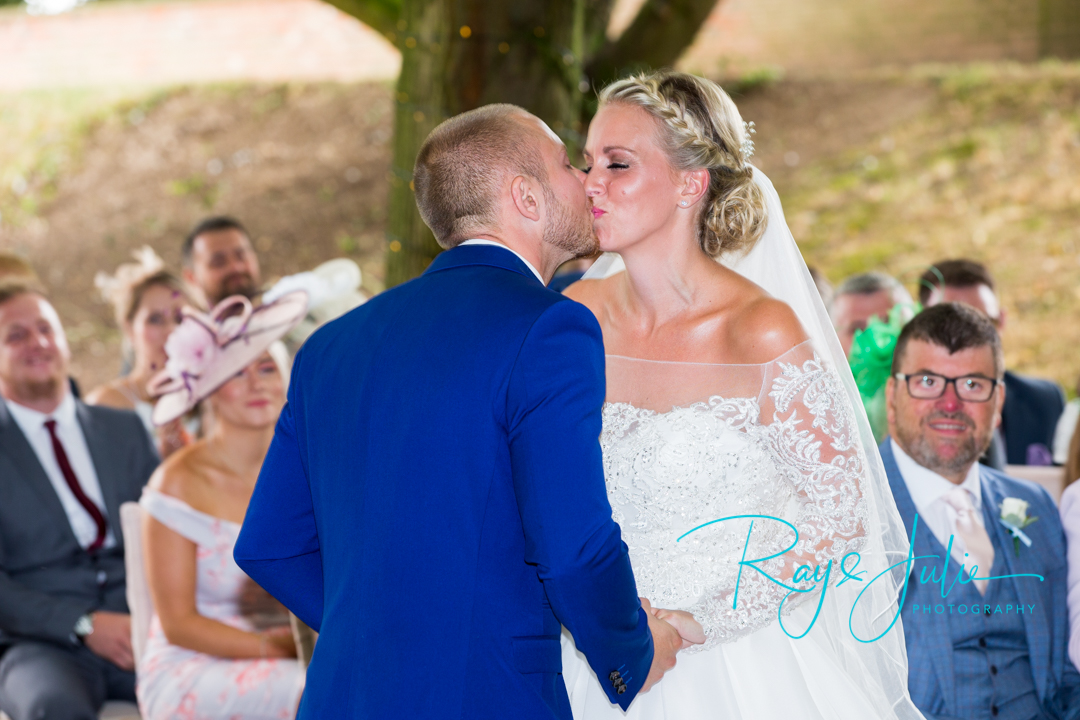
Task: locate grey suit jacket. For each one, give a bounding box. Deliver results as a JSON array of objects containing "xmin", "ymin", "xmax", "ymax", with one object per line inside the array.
[{"xmin": 0, "ymin": 397, "xmax": 158, "ymax": 647}]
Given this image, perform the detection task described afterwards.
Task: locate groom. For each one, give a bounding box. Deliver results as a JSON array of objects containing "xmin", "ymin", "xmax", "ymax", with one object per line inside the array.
[{"xmin": 235, "ymin": 104, "xmax": 682, "ymax": 719}]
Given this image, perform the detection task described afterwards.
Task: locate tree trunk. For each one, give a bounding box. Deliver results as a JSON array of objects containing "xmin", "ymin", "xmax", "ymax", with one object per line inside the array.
[
  {"xmin": 1039, "ymin": 0, "xmax": 1080, "ymax": 59},
  {"xmin": 380, "ymin": 0, "xmax": 717, "ymax": 287},
  {"xmin": 586, "ymin": 0, "xmax": 721, "ymax": 88},
  {"xmin": 384, "ymin": 0, "xmax": 613, "ymax": 288},
  {"xmin": 384, "ymin": 0, "xmax": 448, "ymax": 287}
]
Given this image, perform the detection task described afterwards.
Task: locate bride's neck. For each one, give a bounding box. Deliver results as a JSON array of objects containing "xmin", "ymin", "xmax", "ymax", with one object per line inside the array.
[{"xmin": 618, "ymin": 228, "xmax": 719, "ymax": 324}]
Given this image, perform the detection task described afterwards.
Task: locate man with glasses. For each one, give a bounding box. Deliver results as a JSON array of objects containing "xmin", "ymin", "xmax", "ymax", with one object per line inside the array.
[
  {"xmin": 920, "ymin": 259, "xmax": 1065, "ymax": 466},
  {"xmin": 881, "ymin": 302, "xmax": 1080, "ymax": 720}
]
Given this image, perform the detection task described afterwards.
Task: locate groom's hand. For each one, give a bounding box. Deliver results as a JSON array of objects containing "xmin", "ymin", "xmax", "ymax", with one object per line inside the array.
[
  {"xmin": 652, "ymin": 607, "xmax": 705, "ymax": 650},
  {"xmin": 640, "ymin": 598, "xmax": 681, "ymax": 693}
]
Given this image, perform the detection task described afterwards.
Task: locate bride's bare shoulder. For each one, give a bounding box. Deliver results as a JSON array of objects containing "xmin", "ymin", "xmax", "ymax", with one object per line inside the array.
[
  {"xmin": 727, "ymin": 290, "xmax": 810, "ymax": 363},
  {"xmin": 562, "ymin": 277, "xmax": 610, "ymax": 318}
]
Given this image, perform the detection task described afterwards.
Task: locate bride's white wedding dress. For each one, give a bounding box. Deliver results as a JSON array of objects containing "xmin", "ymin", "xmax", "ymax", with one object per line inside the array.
[{"xmin": 561, "ymin": 172, "xmax": 924, "ymax": 719}]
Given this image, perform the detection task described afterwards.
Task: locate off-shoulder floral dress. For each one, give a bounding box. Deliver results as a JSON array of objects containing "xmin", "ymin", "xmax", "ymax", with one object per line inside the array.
[{"xmin": 137, "ymin": 490, "xmax": 304, "ymax": 720}]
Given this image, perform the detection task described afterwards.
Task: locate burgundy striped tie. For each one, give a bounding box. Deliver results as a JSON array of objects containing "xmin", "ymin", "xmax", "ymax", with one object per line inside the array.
[{"xmin": 44, "ymin": 419, "xmax": 107, "ymax": 552}]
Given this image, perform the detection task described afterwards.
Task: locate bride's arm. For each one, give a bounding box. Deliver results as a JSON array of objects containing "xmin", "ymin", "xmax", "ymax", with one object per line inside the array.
[
  {"xmin": 764, "ymin": 342, "xmax": 868, "ymax": 569},
  {"xmin": 740, "ymin": 299, "xmax": 866, "ymax": 568},
  {"xmin": 681, "ymin": 305, "xmax": 866, "ymax": 648}
]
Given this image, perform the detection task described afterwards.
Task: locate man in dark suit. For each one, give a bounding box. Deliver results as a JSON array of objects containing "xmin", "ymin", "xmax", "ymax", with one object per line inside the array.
[
  {"xmin": 0, "ymin": 284, "xmax": 159, "ymax": 720},
  {"xmin": 235, "ymin": 105, "xmax": 686, "ymax": 719},
  {"xmin": 883, "ymin": 303, "xmax": 1080, "ymax": 719},
  {"xmin": 920, "ymin": 259, "xmax": 1066, "ymax": 466}
]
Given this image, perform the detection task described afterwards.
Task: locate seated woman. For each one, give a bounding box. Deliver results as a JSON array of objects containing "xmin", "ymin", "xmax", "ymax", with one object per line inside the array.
[
  {"xmin": 89, "ymin": 247, "xmax": 198, "ymax": 458},
  {"xmin": 1062, "ymin": 414, "xmax": 1080, "ymax": 670},
  {"xmin": 137, "ymin": 291, "xmax": 309, "ymax": 720}
]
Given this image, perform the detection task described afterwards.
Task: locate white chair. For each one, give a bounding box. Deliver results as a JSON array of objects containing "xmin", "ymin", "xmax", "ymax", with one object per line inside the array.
[
  {"xmin": 1005, "ymin": 464, "xmax": 1067, "ymax": 505},
  {"xmin": 98, "ymin": 702, "xmax": 141, "ymax": 719},
  {"xmin": 119, "ymin": 502, "xmax": 153, "ymax": 669},
  {"xmin": 289, "ymin": 613, "xmax": 318, "ymax": 671}
]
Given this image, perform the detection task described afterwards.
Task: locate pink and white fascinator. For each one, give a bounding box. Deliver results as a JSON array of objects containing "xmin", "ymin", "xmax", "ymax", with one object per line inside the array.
[{"xmin": 148, "ymin": 291, "xmax": 308, "ymax": 426}]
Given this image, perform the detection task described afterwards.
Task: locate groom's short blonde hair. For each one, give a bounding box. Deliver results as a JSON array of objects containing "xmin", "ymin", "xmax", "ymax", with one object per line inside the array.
[{"xmin": 414, "ymin": 104, "xmax": 548, "ymax": 249}]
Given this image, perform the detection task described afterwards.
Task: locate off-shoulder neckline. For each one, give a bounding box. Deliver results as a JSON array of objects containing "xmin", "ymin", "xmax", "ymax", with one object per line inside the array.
[
  {"xmin": 142, "ymin": 488, "xmax": 242, "ymax": 528},
  {"xmin": 605, "ymin": 338, "xmax": 813, "ymax": 367}
]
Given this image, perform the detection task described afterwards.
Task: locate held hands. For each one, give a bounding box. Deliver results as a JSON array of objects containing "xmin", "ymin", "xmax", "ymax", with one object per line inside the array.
[
  {"xmin": 641, "ymin": 600, "xmax": 679, "ymax": 693},
  {"xmin": 84, "ymin": 611, "xmax": 135, "ymax": 671},
  {"xmin": 651, "ymin": 606, "xmax": 705, "ymax": 650},
  {"xmin": 639, "ymin": 597, "xmax": 705, "ymax": 693}
]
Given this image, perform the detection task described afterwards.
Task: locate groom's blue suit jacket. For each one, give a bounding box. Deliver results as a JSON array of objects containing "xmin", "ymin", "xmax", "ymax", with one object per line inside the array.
[{"xmin": 235, "ymin": 245, "xmax": 654, "ymax": 719}]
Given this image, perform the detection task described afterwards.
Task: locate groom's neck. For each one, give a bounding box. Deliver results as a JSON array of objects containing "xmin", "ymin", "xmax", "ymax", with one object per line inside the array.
[{"xmin": 467, "ymin": 232, "xmax": 568, "ymax": 285}]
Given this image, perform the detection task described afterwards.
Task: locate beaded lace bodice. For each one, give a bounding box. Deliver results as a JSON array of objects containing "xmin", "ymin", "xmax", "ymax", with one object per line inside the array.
[{"xmin": 602, "ymin": 341, "xmax": 868, "ymax": 651}]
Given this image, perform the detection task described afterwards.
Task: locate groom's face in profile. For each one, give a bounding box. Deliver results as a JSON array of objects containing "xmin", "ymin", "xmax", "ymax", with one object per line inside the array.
[{"xmin": 520, "ymin": 116, "xmax": 598, "ymax": 258}]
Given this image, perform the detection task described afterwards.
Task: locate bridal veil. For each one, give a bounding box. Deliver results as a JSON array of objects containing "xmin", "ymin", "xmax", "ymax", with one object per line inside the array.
[{"xmin": 581, "ymin": 169, "xmax": 922, "ymax": 719}]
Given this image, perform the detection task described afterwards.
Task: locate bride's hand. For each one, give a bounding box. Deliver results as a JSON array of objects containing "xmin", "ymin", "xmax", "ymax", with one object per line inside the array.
[{"xmin": 650, "ymin": 607, "xmax": 705, "ymax": 650}]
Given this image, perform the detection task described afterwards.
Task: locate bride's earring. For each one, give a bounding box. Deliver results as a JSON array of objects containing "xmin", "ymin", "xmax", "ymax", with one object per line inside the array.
[{"xmin": 680, "ymin": 201, "xmax": 688, "ymax": 207}]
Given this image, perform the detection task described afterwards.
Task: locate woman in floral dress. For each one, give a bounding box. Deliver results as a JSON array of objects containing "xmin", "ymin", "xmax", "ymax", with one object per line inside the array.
[{"xmin": 137, "ymin": 292, "xmax": 308, "ymax": 720}]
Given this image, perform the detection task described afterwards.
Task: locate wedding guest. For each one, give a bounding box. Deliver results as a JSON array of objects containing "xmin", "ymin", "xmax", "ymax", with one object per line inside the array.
[
  {"xmin": 882, "ymin": 302, "xmax": 1080, "ymax": 720},
  {"xmin": 831, "ymin": 271, "xmax": 913, "ymax": 356},
  {"xmin": 87, "ymin": 247, "xmax": 197, "ymax": 459},
  {"xmin": 0, "ymin": 258, "xmax": 85, "ymax": 400},
  {"xmin": 181, "ymin": 216, "xmax": 262, "ymax": 307},
  {"xmin": 137, "ymin": 292, "xmax": 307, "ymax": 720},
  {"xmin": 1068, "ymin": 415, "xmax": 1080, "ymax": 488},
  {"xmin": 921, "ymin": 259, "xmax": 1066, "ymax": 466},
  {"xmin": 808, "ymin": 265, "xmax": 834, "ymax": 308},
  {"xmin": 1053, "ymin": 375, "xmax": 1080, "ymax": 466},
  {"xmin": 0, "ymin": 283, "xmax": 158, "ymax": 720},
  {"xmin": 1062, "ymin": 418, "xmax": 1080, "ymax": 670}
]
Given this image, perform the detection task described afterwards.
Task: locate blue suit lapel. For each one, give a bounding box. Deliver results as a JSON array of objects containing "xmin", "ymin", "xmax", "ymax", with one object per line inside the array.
[
  {"xmin": 980, "ymin": 470, "xmax": 1052, "ymax": 703},
  {"xmin": 880, "ymin": 439, "xmax": 959, "ymax": 712},
  {"xmin": 424, "ymin": 243, "xmax": 545, "ymax": 287}
]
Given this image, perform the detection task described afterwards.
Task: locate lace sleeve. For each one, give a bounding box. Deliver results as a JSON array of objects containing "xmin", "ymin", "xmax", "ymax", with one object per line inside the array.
[{"xmin": 684, "ymin": 344, "xmax": 869, "ymax": 650}]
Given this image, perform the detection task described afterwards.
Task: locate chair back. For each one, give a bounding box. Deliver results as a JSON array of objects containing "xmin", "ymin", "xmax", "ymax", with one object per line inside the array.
[
  {"xmin": 120, "ymin": 501, "xmax": 153, "ymax": 667},
  {"xmin": 1005, "ymin": 464, "xmax": 1067, "ymax": 504},
  {"xmin": 289, "ymin": 612, "xmax": 318, "ymax": 670}
]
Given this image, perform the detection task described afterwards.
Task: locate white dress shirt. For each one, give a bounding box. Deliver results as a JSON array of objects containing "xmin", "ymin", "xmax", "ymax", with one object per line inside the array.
[
  {"xmin": 459, "ymin": 239, "xmax": 545, "ymax": 284},
  {"xmin": 5, "ymin": 393, "xmax": 117, "ymax": 550},
  {"xmin": 891, "ymin": 438, "xmax": 984, "ymax": 567}
]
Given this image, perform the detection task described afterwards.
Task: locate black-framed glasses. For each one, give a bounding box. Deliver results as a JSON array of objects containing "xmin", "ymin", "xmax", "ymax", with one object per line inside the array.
[{"xmin": 895, "ymin": 372, "xmax": 1000, "ymax": 402}]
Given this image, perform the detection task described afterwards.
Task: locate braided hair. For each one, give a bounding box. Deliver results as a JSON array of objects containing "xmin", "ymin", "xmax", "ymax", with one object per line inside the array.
[{"xmin": 598, "ymin": 71, "xmax": 767, "ymax": 258}]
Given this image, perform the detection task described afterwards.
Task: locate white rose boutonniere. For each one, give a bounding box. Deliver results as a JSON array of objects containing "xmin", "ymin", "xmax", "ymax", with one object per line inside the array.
[{"xmin": 999, "ymin": 498, "xmax": 1038, "ymax": 557}]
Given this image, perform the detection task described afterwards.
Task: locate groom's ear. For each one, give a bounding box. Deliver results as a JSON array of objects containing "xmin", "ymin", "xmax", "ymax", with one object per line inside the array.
[{"xmin": 510, "ymin": 175, "xmax": 542, "ymax": 223}]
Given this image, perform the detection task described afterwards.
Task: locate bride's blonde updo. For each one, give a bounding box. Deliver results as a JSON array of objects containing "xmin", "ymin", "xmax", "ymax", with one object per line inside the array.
[{"xmin": 598, "ymin": 70, "xmax": 768, "ymax": 258}]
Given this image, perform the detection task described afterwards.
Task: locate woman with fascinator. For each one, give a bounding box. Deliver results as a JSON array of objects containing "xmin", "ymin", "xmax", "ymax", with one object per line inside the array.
[
  {"xmin": 135, "ymin": 291, "xmax": 308, "ymax": 720},
  {"xmin": 88, "ymin": 247, "xmax": 199, "ymax": 459},
  {"xmin": 559, "ymin": 71, "xmax": 924, "ymax": 719}
]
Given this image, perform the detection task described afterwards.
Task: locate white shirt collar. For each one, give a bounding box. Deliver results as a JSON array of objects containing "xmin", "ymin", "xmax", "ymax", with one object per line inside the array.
[
  {"xmin": 459, "ymin": 239, "xmax": 545, "ymax": 285},
  {"xmin": 890, "ymin": 437, "xmax": 983, "ymax": 511},
  {"xmin": 5, "ymin": 390, "xmax": 76, "ymax": 432}
]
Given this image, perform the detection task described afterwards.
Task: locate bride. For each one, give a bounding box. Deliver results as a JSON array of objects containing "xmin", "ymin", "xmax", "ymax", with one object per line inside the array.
[{"xmin": 561, "ymin": 71, "xmax": 924, "ymax": 719}]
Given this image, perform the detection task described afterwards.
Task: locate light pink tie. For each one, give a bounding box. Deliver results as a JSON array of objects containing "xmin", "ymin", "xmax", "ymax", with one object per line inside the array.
[{"xmin": 944, "ymin": 487, "xmax": 995, "ymax": 595}]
